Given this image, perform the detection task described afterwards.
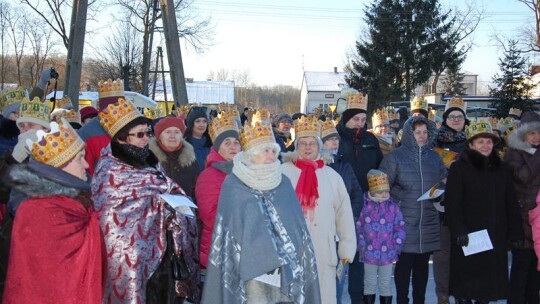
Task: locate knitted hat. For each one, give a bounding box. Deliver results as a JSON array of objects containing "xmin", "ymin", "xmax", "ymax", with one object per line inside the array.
[
  {"xmin": 26, "ymin": 118, "xmax": 85, "ymax": 168},
  {"xmin": 342, "ymin": 108, "xmax": 364, "ymax": 125},
  {"xmin": 186, "ymin": 106, "xmax": 208, "ymax": 129},
  {"xmin": 80, "ymin": 106, "xmax": 98, "ymax": 122},
  {"xmin": 17, "ymin": 97, "xmax": 51, "ymax": 130},
  {"xmin": 367, "ymin": 169, "xmax": 390, "ymax": 195},
  {"xmin": 274, "ymin": 113, "xmax": 293, "ymax": 126},
  {"xmin": 154, "ymin": 116, "xmax": 186, "ymax": 138}
]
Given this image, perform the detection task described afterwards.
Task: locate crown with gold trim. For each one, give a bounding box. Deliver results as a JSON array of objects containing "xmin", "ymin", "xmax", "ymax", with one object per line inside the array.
[
  {"xmin": 99, "ymin": 98, "xmax": 144, "ymax": 138},
  {"xmin": 144, "ymin": 107, "xmax": 165, "ymax": 119},
  {"xmin": 294, "ymin": 115, "xmax": 321, "ymax": 139},
  {"xmin": 466, "ymin": 121, "xmax": 497, "ymax": 141},
  {"xmin": 218, "ymin": 103, "xmax": 239, "ymax": 117},
  {"xmin": 55, "ymin": 109, "xmax": 81, "ymax": 125},
  {"xmin": 98, "ymin": 79, "xmax": 124, "ymax": 98},
  {"xmin": 56, "ymin": 95, "xmax": 73, "ymax": 109},
  {"xmin": 18, "ymin": 97, "xmax": 51, "ymax": 127},
  {"xmin": 27, "ymin": 118, "xmax": 85, "ymax": 168},
  {"xmin": 1, "ymin": 86, "xmax": 28, "ymax": 112},
  {"xmin": 385, "ymin": 106, "xmax": 399, "ymax": 121},
  {"xmin": 482, "ymin": 117, "xmax": 499, "ymax": 130},
  {"xmin": 372, "ymin": 108, "xmax": 389, "ymax": 128},
  {"xmin": 367, "ymin": 169, "xmax": 390, "ymax": 193},
  {"xmin": 445, "ymin": 97, "xmax": 466, "ymax": 113},
  {"xmin": 175, "ymin": 104, "xmax": 192, "ymax": 118},
  {"xmin": 509, "ymin": 107, "xmax": 523, "ymax": 117},
  {"xmin": 209, "ymin": 109, "xmax": 239, "ymax": 143},
  {"xmin": 410, "ymin": 96, "xmax": 428, "ymax": 113},
  {"xmin": 239, "ymin": 120, "xmax": 275, "ymax": 151},
  {"xmin": 250, "ymin": 108, "xmax": 271, "ymax": 125},
  {"xmin": 346, "ymin": 92, "xmax": 368, "ymax": 111},
  {"xmin": 320, "ymin": 119, "xmax": 338, "ymax": 140},
  {"xmin": 496, "ymin": 117, "xmax": 514, "ymax": 132}
]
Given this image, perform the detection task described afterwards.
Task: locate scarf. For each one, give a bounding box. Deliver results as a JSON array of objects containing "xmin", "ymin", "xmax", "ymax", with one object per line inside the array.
[
  {"xmin": 119, "ymin": 143, "xmax": 150, "ymax": 167},
  {"xmin": 232, "ymin": 152, "xmax": 282, "ymax": 191},
  {"xmin": 158, "ymin": 140, "xmax": 183, "ymax": 153},
  {"xmin": 437, "ymin": 124, "xmax": 466, "ymax": 144},
  {"xmin": 294, "ymin": 158, "xmax": 324, "ymax": 218}
]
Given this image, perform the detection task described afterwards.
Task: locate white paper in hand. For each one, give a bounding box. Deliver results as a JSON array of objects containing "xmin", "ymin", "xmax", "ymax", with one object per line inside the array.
[
  {"xmin": 461, "ymin": 229, "xmax": 493, "ymax": 256},
  {"xmin": 160, "ymin": 194, "xmax": 197, "ymax": 217},
  {"xmin": 417, "ymin": 188, "xmax": 444, "ymax": 201},
  {"xmin": 254, "ymin": 268, "xmax": 281, "ymax": 288}
]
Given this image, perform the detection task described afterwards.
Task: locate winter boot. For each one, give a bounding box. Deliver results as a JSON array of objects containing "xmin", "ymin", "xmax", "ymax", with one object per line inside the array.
[
  {"xmin": 363, "ymin": 294, "xmax": 376, "ymax": 304},
  {"xmin": 380, "ymin": 295, "xmax": 393, "ymax": 304}
]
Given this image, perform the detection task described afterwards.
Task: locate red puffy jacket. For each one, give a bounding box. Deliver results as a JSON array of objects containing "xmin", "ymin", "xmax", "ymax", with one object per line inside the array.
[{"xmin": 195, "ymin": 149, "xmax": 228, "ymax": 268}]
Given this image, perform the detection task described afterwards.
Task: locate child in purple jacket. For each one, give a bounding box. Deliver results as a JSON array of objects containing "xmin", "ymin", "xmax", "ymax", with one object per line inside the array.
[{"xmin": 357, "ymin": 169, "xmax": 406, "ymax": 304}]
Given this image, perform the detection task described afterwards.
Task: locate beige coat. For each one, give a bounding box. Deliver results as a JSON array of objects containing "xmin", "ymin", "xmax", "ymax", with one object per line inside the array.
[{"xmin": 282, "ymin": 152, "xmax": 357, "ymax": 304}]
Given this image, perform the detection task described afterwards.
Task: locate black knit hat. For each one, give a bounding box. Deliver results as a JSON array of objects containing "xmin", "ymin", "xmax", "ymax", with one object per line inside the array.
[
  {"xmin": 186, "ymin": 107, "xmax": 208, "ymax": 128},
  {"xmin": 342, "ymin": 108, "xmax": 365, "ymax": 125}
]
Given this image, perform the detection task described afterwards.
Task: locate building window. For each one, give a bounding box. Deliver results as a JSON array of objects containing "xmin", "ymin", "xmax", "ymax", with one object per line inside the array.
[{"xmin": 325, "ymin": 94, "xmax": 334, "ymax": 99}]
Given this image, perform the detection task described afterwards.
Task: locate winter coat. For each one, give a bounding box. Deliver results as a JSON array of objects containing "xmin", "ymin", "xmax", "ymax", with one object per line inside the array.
[
  {"xmin": 504, "ymin": 118, "xmax": 540, "ymax": 248},
  {"xmin": 195, "ymin": 148, "xmax": 232, "ymax": 268},
  {"xmin": 3, "ymin": 161, "xmax": 104, "ymax": 304},
  {"xmin": 202, "ymin": 173, "xmax": 321, "ymax": 304},
  {"xmin": 282, "ymin": 151, "xmax": 356, "ymax": 303},
  {"xmin": 92, "ymin": 143, "xmax": 199, "ymax": 303},
  {"xmin": 433, "ymin": 124, "xmax": 467, "ymax": 154},
  {"xmin": 445, "ymin": 147, "xmax": 523, "ymax": 301},
  {"xmin": 379, "ymin": 117, "xmax": 446, "ymax": 253},
  {"xmin": 186, "ymin": 136, "xmax": 211, "ymax": 172},
  {"xmin": 337, "ymin": 122, "xmax": 383, "ymax": 191},
  {"xmin": 77, "ymin": 116, "xmax": 110, "ymax": 176},
  {"xmin": 0, "ymin": 117, "xmax": 18, "ymax": 157},
  {"xmin": 274, "ymin": 128, "xmax": 294, "ymax": 152},
  {"xmin": 149, "ymin": 137, "xmax": 200, "ymax": 199},
  {"xmin": 369, "ymin": 131, "xmax": 398, "ymax": 156},
  {"xmin": 357, "ymin": 193, "xmax": 406, "ymax": 266},
  {"xmin": 529, "ymin": 192, "xmax": 540, "ymax": 270},
  {"xmin": 328, "ymin": 153, "xmax": 364, "ymax": 219}
]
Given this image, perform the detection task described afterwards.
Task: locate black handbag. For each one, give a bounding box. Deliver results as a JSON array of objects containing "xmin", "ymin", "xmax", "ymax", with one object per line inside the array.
[{"xmin": 167, "ymin": 230, "xmax": 191, "ymax": 280}]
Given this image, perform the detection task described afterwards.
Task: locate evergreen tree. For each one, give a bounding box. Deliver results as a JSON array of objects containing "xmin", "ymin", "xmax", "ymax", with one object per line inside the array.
[
  {"xmin": 489, "ymin": 40, "xmax": 535, "ymax": 118},
  {"xmin": 346, "ymin": 0, "xmax": 460, "ymax": 110},
  {"xmin": 443, "ymin": 62, "xmax": 466, "ymax": 96}
]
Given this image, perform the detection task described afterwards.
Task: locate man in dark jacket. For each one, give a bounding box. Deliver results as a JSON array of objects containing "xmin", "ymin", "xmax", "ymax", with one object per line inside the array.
[{"xmin": 337, "ymin": 94, "xmax": 383, "ymax": 304}]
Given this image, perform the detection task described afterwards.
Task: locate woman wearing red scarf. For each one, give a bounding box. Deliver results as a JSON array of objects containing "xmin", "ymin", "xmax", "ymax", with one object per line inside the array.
[{"xmin": 282, "ymin": 115, "xmax": 357, "ymax": 303}]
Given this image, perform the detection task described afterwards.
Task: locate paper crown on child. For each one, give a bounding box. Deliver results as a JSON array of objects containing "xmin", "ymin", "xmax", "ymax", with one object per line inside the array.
[
  {"xmin": 367, "ymin": 169, "xmax": 390, "ymax": 193},
  {"xmin": 294, "ymin": 115, "xmax": 321, "ymax": 139},
  {"xmin": 320, "ymin": 119, "xmax": 339, "ymax": 142},
  {"xmin": 346, "ymin": 92, "xmax": 368, "ymax": 112},
  {"xmin": 209, "ymin": 109, "xmax": 239, "ymax": 143},
  {"xmin": 27, "ymin": 118, "xmax": 85, "ymax": 168},
  {"xmin": 99, "ymin": 98, "xmax": 144, "ymax": 138},
  {"xmin": 17, "ymin": 97, "xmax": 51, "ymax": 130},
  {"xmin": 239, "ymin": 120, "xmax": 275, "ymax": 151},
  {"xmin": 97, "ymin": 79, "xmax": 125, "ymax": 111}
]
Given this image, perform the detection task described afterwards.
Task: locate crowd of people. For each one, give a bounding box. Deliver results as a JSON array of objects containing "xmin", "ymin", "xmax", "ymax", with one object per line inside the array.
[{"xmin": 0, "ymin": 70, "xmax": 539, "ymax": 304}]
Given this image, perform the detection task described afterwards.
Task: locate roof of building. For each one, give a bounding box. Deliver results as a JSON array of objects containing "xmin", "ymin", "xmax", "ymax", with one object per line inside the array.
[{"xmin": 303, "ymin": 71, "xmax": 347, "ymax": 92}]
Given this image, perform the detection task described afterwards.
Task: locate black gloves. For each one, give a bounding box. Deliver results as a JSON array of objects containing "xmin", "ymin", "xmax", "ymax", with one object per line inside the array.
[{"xmin": 457, "ymin": 235, "xmax": 469, "ymax": 247}]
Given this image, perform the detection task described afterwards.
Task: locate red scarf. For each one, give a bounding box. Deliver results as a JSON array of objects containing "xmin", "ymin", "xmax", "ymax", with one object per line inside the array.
[{"xmin": 294, "ymin": 159, "xmax": 324, "ymax": 218}]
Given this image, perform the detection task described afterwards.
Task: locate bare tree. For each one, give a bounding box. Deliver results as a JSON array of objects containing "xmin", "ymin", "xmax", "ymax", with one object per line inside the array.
[
  {"xmin": 6, "ymin": 7, "xmax": 28, "ymax": 85},
  {"xmin": 518, "ymin": 0, "xmax": 540, "ymax": 48},
  {"xmin": 0, "ymin": 1, "xmax": 13, "ymax": 89},
  {"xmin": 26, "ymin": 16, "xmax": 57, "ymax": 87}
]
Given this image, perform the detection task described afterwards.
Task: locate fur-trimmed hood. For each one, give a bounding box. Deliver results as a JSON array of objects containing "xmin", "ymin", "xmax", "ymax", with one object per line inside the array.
[
  {"xmin": 148, "ymin": 136, "xmax": 197, "ymax": 168},
  {"xmin": 280, "ymin": 150, "xmax": 333, "ymax": 164},
  {"xmin": 460, "ymin": 146, "xmax": 501, "ymax": 171},
  {"xmin": 508, "ymin": 121, "xmax": 540, "ymax": 153}
]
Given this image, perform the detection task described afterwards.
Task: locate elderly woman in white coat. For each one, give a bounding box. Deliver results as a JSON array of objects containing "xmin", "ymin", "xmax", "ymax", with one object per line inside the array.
[{"xmin": 282, "ymin": 116, "xmax": 357, "ymax": 303}]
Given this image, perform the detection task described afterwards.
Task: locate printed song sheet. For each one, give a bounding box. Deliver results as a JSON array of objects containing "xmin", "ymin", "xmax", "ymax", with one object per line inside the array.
[
  {"xmin": 160, "ymin": 194, "xmax": 197, "ymax": 217},
  {"xmin": 462, "ymin": 229, "xmax": 493, "ymax": 256}
]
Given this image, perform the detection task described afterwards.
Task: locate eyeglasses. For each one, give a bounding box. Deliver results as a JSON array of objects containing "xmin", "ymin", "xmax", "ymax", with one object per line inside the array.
[
  {"xmin": 298, "ymin": 141, "xmax": 318, "ymax": 148},
  {"xmin": 128, "ymin": 130, "xmax": 153, "ymax": 138},
  {"xmin": 447, "ymin": 115, "xmax": 465, "ymax": 121}
]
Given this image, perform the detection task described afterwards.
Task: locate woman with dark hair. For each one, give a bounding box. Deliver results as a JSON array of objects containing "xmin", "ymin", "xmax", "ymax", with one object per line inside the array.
[
  {"xmin": 446, "ymin": 121, "xmax": 523, "ymax": 304},
  {"xmin": 184, "ymin": 107, "xmax": 212, "ymax": 171},
  {"xmin": 92, "ymin": 99, "xmax": 197, "ymax": 303},
  {"xmin": 379, "ymin": 116, "xmax": 446, "ymax": 304}
]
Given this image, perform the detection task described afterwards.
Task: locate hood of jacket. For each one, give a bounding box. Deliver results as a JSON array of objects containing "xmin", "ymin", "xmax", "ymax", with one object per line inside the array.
[
  {"xmin": 401, "ymin": 116, "xmax": 438, "ymax": 154},
  {"xmin": 508, "ymin": 120, "xmax": 540, "ymax": 152},
  {"xmin": 205, "ymin": 148, "xmax": 233, "ymax": 174},
  {"xmin": 281, "ymin": 150, "xmax": 333, "ymax": 164},
  {"xmin": 148, "ymin": 136, "xmax": 197, "ymax": 168}
]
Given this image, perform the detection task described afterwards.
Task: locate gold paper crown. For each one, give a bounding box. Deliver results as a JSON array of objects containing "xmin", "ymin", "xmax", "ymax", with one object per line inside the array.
[
  {"xmin": 497, "ymin": 117, "xmax": 513, "ymax": 131},
  {"xmin": 175, "ymin": 104, "xmax": 192, "ymax": 118},
  {"xmin": 218, "ymin": 103, "xmax": 239, "ymax": 117},
  {"xmin": 251, "ymin": 108, "xmax": 271, "ymax": 125},
  {"xmin": 385, "ymin": 107, "xmax": 399, "ymax": 121},
  {"xmin": 208, "ymin": 109, "xmax": 239, "ymax": 143},
  {"xmin": 98, "ymin": 79, "xmax": 124, "ymax": 98},
  {"xmin": 56, "ymin": 95, "xmax": 73, "ymax": 109},
  {"xmin": 294, "ymin": 115, "xmax": 321, "ymax": 139},
  {"xmin": 346, "ymin": 92, "xmax": 368, "ymax": 111},
  {"xmin": 367, "ymin": 170, "xmax": 390, "ymax": 193},
  {"xmin": 1, "ymin": 86, "xmax": 28, "ymax": 110},
  {"xmin": 99, "ymin": 98, "xmax": 144, "ymax": 138},
  {"xmin": 55, "ymin": 109, "xmax": 81, "ymax": 125},
  {"xmin": 509, "ymin": 107, "xmax": 523, "ymax": 117},
  {"xmin": 320, "ymin": 119, "xmax": 338, "ymax": 139},
  {"xmin": 445, "ymin": 97, "xmax": 466, "ymax": 113},
  {"xmin": 144, "ymin": 107, "xmax": 165, "ymax": 119},
  {"xmin": 410, "ymin": 96, "xmax": 428, "ymax": 112},
  {"xmin": 372, "ymin": 108, "xmax": 389, "ymax": 128},
  {"xmin": 466, "ymin": 121, "xmax": 496, "ymax": 140},
  {"xmin": 482, "ymin": 117, "xmax": 499, "ymax": 130},
  {"xmin": 19, "ymin": 97, "xmax": 51, "ymax": 124},
  {"xmin": 239, "ymin": 120, "xmax": 275, "ymax": 151},
  {"xmin": 29, "ymin": 119, "xmax": 85, "ymax": 168}
]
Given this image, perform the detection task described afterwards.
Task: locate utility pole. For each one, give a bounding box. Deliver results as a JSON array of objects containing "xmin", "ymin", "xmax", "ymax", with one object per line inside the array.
[
  {"xmin": 159, "ymin": 0, "xmax": 189, "ymax": 106},
  {"xmin": 63, "ymin": 0, "xmax": 87, "ymax": 110}
]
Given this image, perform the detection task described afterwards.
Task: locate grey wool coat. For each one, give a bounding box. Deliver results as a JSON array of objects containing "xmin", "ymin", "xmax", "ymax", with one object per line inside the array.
[{"xmin": 379, "ymin": 116, "xmax": 447, "ymax": 253}]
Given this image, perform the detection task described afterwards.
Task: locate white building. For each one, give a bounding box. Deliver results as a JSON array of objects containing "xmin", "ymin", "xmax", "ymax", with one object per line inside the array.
[
  {"xmin": 414, "ymin": 71, "xmax": 478, "ymax": 96},
  {"xmin": 151, "ymin": 79, "xmax": 235, "ymax": 105},
  {"xmin": 300, "ymin": 68, "xmax": 348, "ymax": 114}
]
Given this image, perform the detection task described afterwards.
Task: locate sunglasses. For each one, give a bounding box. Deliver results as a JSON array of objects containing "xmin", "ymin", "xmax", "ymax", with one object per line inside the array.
[{"xmin": 128, "ymin": 130, "xmax": 153, "ymax": 138}]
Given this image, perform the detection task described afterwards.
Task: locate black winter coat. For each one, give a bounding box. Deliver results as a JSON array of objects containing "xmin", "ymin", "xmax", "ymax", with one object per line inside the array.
[
  {"xmin": 337, "ymin": 122, "xmax": 383, "ymax": 191},
  {"xmin": 446, "ymin": 147, "xmax": 523, "ymax": 301},
  {"xmin": 328, "ymin": 153, "xmax": 364, "ymax": 219}
]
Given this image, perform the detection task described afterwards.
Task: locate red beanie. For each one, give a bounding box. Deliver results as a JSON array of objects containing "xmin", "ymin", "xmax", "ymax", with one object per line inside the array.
[{"xmin": 154, "ymin": 116, "xmax": 186, "ymax": 138}]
